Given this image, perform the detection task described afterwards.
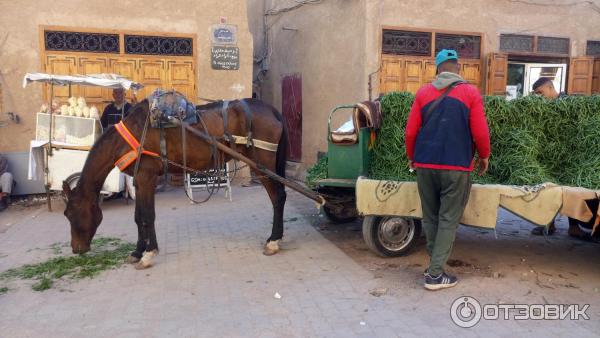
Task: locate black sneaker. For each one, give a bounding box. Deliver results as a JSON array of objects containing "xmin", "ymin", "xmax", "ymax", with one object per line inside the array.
[
  {"xmin": 424, "ymin": 272, "xmax": 458, "ymax": 290},
  {"xmin": 0, "ymin": 197, "xmax": 6, "ymax": 212}
]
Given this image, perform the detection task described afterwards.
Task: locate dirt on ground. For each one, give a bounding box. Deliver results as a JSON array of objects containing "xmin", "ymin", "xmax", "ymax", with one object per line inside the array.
[{"xmin": 307, "ymin": 209, "xmax": 600, "ymax": 306}]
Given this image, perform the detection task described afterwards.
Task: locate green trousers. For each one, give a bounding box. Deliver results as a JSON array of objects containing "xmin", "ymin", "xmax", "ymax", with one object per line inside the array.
[{"xmin": 417, "ymin": 168, "xmax": 471, "ymax": 277}]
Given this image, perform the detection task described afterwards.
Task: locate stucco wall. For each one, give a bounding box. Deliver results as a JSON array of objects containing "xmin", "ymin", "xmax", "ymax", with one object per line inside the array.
[
  {"xmin": 253, "ymin": 0, "xmax": 368, "ymax": 164},
  {"xmin": 366, "ymin": 0, "xmax": 600, "ymax": 94},
  {"xmin": 249, "ymin": 0, "xmax": 600, "ymax": 166},
  {"xmin": 0, "ymin": 0, "xmax": 253, "ymax": 153}
]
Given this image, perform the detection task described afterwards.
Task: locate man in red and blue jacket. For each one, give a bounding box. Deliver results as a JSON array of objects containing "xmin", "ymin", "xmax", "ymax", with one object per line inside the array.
[{"xmin": 405, "ymin": 49, "xmax": 490, "ymax": 290}]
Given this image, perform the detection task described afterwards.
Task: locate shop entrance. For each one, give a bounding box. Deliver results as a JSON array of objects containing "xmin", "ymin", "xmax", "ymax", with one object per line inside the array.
[{"xmin": 507, "ymin": 62, "xmax": 567, "ymax": 98}]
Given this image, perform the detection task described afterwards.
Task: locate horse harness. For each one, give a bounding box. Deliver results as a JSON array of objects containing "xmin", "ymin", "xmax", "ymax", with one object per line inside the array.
[{"xmin": 113, "ymin": 97, "xmax": 279, "ymax": 200}]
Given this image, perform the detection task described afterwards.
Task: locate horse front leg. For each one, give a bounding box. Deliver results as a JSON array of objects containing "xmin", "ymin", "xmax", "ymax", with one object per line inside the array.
[
  {"xmin": 125, "ymin": 223, "xmax": 147, "ymax": 264},
  {"xmin": 257, "ymin": 174, "xmax": 287, "ymax": 256},
  {"xmin": 132, "ymin": 171, "xmax": 159, "ymax": 269}
]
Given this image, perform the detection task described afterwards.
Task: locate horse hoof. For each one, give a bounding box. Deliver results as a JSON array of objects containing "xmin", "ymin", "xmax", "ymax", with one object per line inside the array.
[
  {"xmin": 126, "ymin": 255, "xmax": 141, "ymax": 264},
  {"xmin": 134, "ymin": 250, "xmax": 157, "ymax": 270},
  {"xmin": 263, "ymin": 240, "xmax": 280, "ymax": 256}
]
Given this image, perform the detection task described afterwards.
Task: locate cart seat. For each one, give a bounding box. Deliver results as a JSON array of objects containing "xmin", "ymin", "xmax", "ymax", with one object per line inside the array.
[{"xmin": 330, "ymin": 101, "xmax": 381, "ymax": 145}]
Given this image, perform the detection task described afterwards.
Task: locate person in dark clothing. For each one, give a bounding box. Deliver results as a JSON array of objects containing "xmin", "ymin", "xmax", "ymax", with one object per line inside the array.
[
  {"xmin": 532, "ymin": 77, "xmax": 567, "ymax": 99},
  {"xmin": 530, "ymin": 77, "xmax": 597, "ymax": 240},
  {"xmin": 405, "ymin": 49, "xmax": 491, "ymax": 290},
  {"xmin": 101, "ymin": 88, "xmax": 132, "ymax": 130}
]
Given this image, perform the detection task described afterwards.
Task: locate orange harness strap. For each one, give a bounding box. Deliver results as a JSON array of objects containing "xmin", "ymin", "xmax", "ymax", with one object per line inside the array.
[{"xmin": 114, "ymin": 121, "xmax": 160, "ymax": 171}]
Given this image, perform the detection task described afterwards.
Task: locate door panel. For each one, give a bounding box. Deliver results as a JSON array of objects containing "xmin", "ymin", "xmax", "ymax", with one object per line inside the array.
[
  {"xmin": 138, "ymin": 59, "xmax": 166, "ymax": 99},
  {"xmin": 166, "ymin": 60, "xmax": 195, "ymax": 103},
  {"xmin": 380, "ymin": 56, "xmax": 403, "ymax": 94},
  {"xmin": 282, "ymin": 74, "xmax": 302, "ymax": 162},
  {"xmin": 592, "ymin": 58, "xmax": 600, "ymax": 94},
  {"xmin": 461, "ymin": 62, "xmax": 481, "ymax": 88},
  {"xmin": 44, "ymin": 55, "xmax": 78, "ymax": 102},
  {"xmin": 568, "ymin": 57, "xmax": 594, "ymax": 95},
  {"xmin": 404, "ymin": 60, "xmax": 423, "ymax": 93},
  {"xmin": 486, "ymin": 53, "xmax": 508, "ymax": 96},
  {"xmin": 78, "ymin": 57, "xmax": 108, "ymax": 105},
  {"xmin": 423, "ymin": 60, "xmax": 437, "ymax": 85},
  {"xmin": 109, "ymin": 58, "xmax": 138, "ymax": 102}
]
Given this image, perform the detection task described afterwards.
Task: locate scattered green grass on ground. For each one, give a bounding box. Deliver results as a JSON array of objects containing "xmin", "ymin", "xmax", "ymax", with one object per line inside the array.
[{"xmin": 0, "ymin": 237, "xmax": 135, "ymax": 292}]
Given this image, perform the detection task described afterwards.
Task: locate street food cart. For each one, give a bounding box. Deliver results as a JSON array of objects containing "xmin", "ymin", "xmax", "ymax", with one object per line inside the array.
[{"xmin": 23, "ymin": 73, "xmax": 142, "ymax": 210}]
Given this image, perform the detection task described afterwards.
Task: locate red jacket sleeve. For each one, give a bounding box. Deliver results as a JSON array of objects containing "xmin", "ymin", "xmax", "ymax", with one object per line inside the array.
[
  {"xmin": 405, "ymin": 93, "xmax": 423, "ymax": 161},
  {"xmin": 469, "ymin": 90, "xmax": 491, "ymax": 159}
]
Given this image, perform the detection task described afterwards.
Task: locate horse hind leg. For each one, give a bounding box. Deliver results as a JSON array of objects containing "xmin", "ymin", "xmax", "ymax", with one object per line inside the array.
[{"xmin": 257, "ymin": 172, "xmax": 287, "ymax": 256}]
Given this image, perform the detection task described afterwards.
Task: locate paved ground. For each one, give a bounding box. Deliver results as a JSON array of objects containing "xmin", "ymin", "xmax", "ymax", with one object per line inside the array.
[{"xmin": 0, "ymin": 185, "xmax": 599, "ymax": 337}]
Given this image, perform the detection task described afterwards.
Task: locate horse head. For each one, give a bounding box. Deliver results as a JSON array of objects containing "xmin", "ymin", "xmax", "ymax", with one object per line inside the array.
[{"xmin": 63, "ymin": 180, "xmax": 103, "ymax": 254}]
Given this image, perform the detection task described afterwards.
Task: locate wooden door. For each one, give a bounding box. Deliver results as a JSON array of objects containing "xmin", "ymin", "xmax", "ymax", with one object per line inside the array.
[
  {"xmin": 568, "ymin": 57, "xmax": 594, "ymax": 95},
  {"xmin": 486, "ymin": 53, "xmax": 508, "ymax": 96},
  {"xmin": 281, "ymin": 74, "xmax": 302, "ymax": 162},
  {"xmin": 166, "ymin": 60, "xmax": 195, "ymax": 103},
  {"xmin": 404, "ymin": 60, "xmax": 423, "ymax": 93},
  {"xmin": 380, "ymin": 55, "xmax": 403, "ymax": 94},
  {"xmin": 138, "ymin": 59, "xmax": 166, "ymax": 99},
  {"xmin": 78, "ymin": 57, "xmax": 109, "ymax": 107},
  {"xmin": 44, "ymin": 55, "xmax": 78, "ymax": 102}
]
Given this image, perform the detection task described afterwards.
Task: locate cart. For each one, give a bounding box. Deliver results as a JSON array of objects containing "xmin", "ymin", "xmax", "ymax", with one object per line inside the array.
[
  {"xmin": 313, "ymin": 103, "xmax": 600, "ymax": 258},
  {"xmin": 23, "ymin": 73, "xmax": 143, "ymax": 210}
]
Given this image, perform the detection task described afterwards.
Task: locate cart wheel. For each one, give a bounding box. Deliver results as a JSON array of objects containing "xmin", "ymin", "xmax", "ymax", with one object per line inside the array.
[
  {"xmin": 362, "ymin": 215, "xmax": 421, "ymax": 257},
  {"xmin": 322, "ymin": 204, "xmax": 358, "ymax": 224},
  {"xmin": 63, "ymin": 173, "xmax": 104, "ymax": 205}
]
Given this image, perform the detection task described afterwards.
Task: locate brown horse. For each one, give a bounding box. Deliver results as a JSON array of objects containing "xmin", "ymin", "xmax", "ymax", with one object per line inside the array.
[{"xmin": 63, "ymin": 98, "xmax": 288, "ymax": 269}]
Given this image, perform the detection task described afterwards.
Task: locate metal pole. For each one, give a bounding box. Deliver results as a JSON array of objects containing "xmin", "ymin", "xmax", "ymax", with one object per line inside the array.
[
  {"xmin": 46, "ymin": 82, "xmax": 54, "ymax": 211},
  {"xmin": 178, "ymin": 121, "xmax": 326, "ymax": 206}
]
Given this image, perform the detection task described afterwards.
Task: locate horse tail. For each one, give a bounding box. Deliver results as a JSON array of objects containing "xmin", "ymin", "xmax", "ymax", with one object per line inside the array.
[{"xmin": 276, "ymin": 116, "xmax": 288, "ymax": 179}]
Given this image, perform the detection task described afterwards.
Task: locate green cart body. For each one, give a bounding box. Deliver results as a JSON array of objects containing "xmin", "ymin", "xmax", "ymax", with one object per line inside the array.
[{"xmin": 317, "ymin": 105, "xmax": 372, "ymax": 189}]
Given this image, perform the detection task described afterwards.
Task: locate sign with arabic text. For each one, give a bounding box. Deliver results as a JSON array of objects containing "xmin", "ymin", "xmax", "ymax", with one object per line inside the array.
[{"xmin": 211, "ymin": 46, "xmax": 239, "ymax": 70}]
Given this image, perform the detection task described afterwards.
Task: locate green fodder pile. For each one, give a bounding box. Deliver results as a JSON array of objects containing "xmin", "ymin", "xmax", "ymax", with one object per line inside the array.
[
  {"xmin": 307, "ymin": 93, "xmax": 600, "ymax": 189},
  {"xmin": 0, "ymin": 237, "xmax": 135, "ymax": 292}
]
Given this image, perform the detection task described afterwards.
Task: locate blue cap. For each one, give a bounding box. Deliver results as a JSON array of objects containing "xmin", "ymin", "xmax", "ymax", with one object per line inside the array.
[{"xmin": 435, "ymin": 49, "xmax": 459, "ymax": 67}]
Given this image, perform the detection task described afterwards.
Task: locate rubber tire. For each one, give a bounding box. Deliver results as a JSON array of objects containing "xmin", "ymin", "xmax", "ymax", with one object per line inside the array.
[
  {"xmin": 362, "ymin": 215, "xmax": 422, "ymax": 257},
  {"xmin": 63, "ymin": 173, "xmax": 104, "ymax": 205},
  {"xmin": 322, "ymin": 204, "xmax": 358, "ymax": 224}
]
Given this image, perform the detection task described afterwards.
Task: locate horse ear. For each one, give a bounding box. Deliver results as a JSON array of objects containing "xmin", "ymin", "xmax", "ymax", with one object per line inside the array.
[
  {"xmin": 62, "ymin": 180, "xmax": 71, "ymax": 199},
  {"xmin": 131, "ymin": 99, "xmax": 150, "ymax": 115}
]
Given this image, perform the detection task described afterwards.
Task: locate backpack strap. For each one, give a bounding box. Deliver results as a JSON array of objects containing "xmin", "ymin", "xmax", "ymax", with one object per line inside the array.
[{"xmin": 422, "ymin": 80, "xmax": 466, "ymax": 124}]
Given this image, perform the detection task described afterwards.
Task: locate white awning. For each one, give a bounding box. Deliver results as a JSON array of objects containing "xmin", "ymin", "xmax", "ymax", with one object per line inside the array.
[{"xmin": 22, "ymin": 73, "xmax": 144, "ymax": 91}]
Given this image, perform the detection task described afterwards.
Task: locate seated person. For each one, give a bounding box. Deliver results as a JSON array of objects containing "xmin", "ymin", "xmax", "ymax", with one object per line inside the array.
[
  {"xmin": 0, "ymin": 154, "xmax": 13, "ymax": 211},
  {"xmin": 101, "ymin": 88, "xmax": 132, "ymax": 130}
]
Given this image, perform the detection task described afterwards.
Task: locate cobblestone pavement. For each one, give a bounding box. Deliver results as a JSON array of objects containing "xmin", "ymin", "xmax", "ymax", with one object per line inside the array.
[{"xmin": 0, "ymin": 185, "xmax": 598, "ymax": 337}]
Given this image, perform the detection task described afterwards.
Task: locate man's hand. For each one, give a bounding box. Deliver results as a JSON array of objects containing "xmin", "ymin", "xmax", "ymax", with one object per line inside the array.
[
  {"xmin": 477, "ymin": 157, "xmax": 489, "ymax": 176},
  {"xmin": 409, "ymin": 160, "xmax": 416, "ymax": 171}
]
